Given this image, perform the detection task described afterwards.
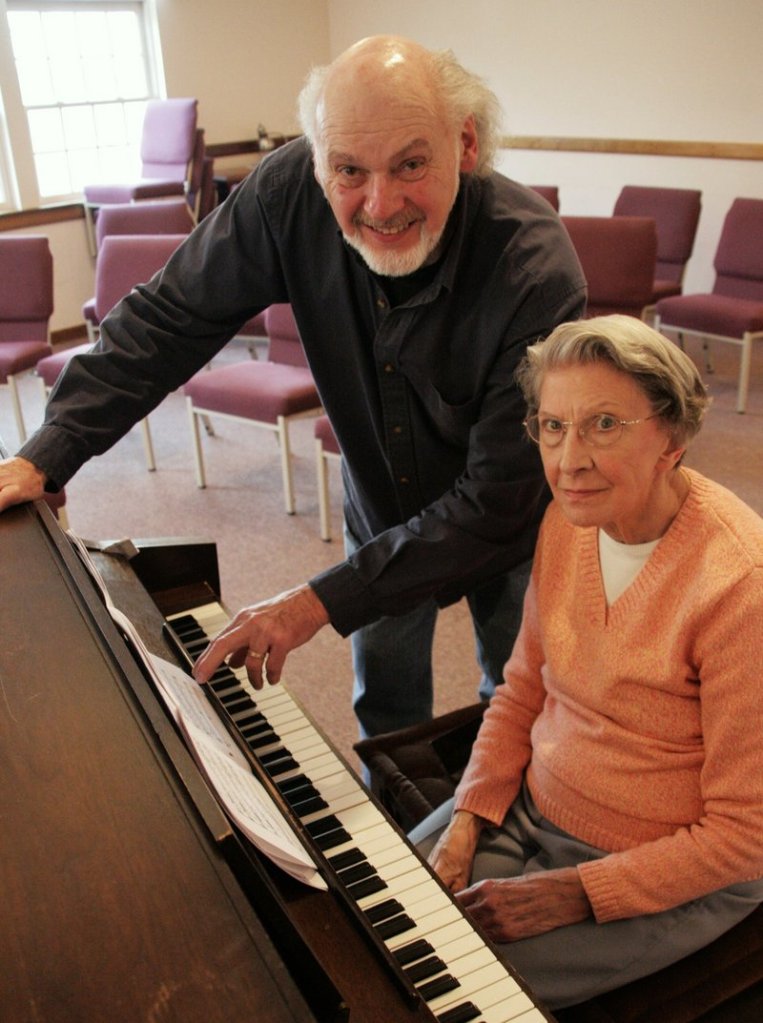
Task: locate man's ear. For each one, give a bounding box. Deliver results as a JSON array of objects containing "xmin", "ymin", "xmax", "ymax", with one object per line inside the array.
[{"xmin": 459, "ymin": 115, "xmax": 479, "ymax": 173}]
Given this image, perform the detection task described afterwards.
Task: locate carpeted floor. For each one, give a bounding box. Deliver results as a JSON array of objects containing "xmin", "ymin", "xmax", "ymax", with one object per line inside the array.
[{"xmin": 2, "ymin": 333, "xmax": 761, "ymax": 771}]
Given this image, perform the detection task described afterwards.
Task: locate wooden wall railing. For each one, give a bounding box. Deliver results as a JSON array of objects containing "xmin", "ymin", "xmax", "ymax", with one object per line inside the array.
[{"xmin": 500, "ymin": 136, "xmax": 763, "ymax": 161}]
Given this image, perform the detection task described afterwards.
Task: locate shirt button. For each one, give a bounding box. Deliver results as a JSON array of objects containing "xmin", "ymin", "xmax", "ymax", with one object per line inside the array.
[
  {"xmin": 392, "ymin": 425, "xmax": 403, "ymax": 435},
  {"xmin": 384, "ymin": 363, "xmax": 395, "ymax": 373},
  {"xmin": 376, "ymin": 297, "xmax": 387, "ymax": 309},
  {"xmin": 399, "ymin": 476, "xmax": 410, "ymax": 485}
]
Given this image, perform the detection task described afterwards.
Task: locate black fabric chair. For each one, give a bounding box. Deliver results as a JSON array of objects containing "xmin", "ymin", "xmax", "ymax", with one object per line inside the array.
[{"xmin": 354, "ymin": 707, "xmax": 763, "ymax": 1023}]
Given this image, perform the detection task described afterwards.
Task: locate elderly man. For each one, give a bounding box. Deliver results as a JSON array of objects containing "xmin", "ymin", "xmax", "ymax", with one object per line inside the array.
[{"xmin": 0, "ymin": 36, "xmax": 585, "ymax": 739}]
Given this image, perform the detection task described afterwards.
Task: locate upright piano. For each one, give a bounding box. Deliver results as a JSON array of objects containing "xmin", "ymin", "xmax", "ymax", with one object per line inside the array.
[{"xmin": 0, "ymin": 493, "xmax": 555, "ymax": 1023}]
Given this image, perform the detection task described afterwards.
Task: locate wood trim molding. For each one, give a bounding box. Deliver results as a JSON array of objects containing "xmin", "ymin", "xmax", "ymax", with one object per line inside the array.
[
  {"xmin": 500, "ymin": 136, "xmax": 763, "ymax": 161},
  {"xmin": 0, "ymin": 203, "xmax": 84, "ymax": 231}
]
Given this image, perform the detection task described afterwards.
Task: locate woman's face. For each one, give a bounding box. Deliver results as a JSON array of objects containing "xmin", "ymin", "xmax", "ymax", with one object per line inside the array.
[{"xmin": 537, "ymin": 362, "xmax": 684, "ymax": 543}]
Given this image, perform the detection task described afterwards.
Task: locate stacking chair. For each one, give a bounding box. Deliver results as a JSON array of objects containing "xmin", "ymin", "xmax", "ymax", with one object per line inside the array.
[
  {"xmin": 37, "ymin": 234, "xmax": 188, "ymax": 470},
  {"xmin": 184, "ymin": 303, "xmax": 323, "ymax": 514},
  {"xmin": 0, "ymin": 236, "xmax": 54, "ymax": 444},
  {"xmin": 655, "ymin": 198, "xmax": 763, "ymax": 414},
  {"xmin": 562, "ymin": 216, "xmax": 658, "ymax": 319},
  {"xmin": 83, "ymin": 98, "xmax": 198, "ymax": 254},
  {"xmin": 613, "ymin": 185, "xmax": 702, "ymax": 315},
  {"xmin": 529, "ymin": 185, "xmax": 560, "ymax": 211},
  {"xmin": 314, "ymin": 415, "xmax": 342, "ymax": 541}
]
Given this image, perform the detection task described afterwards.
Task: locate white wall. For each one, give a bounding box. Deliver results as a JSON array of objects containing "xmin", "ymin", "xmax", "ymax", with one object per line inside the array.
[{"xmin": 326, "ymin": 0, "xmax": 763, "ymax": 292}]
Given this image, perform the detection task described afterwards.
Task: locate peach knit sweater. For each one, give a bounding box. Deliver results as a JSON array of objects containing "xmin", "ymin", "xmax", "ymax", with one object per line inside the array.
[{"xmin": 456, "ymin": 469, "xmax": 763, "ymax": 923}]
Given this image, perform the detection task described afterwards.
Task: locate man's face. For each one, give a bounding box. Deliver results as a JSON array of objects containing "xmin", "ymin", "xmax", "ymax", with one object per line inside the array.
[{"xmin": 314, "ymin": 85, "xmax": 478, "ymax": 277}]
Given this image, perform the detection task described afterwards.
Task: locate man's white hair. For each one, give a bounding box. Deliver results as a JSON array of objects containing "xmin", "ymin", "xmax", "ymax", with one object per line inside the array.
[{"xmin": 297, "ymin": 45, "xmax": 502, "ymax": 178}]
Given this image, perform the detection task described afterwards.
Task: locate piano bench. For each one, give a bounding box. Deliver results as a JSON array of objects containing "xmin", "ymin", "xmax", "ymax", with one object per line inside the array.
[{"xmin": 354, "ymin": 707, "xmax": 763, "ymax": 1023}]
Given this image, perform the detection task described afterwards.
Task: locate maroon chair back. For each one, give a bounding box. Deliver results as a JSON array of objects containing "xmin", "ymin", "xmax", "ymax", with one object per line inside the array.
[
  {"xmin": 0, "ymin": 236, "xmax": 53, "ymax": 343},
  {"xmin": 95, "ymin": 200, "xmax": 193, "ymax": 249},
  {"xmin": 94, "ymin": 235, "xmax": 187, "ymax": 322},
  {"xmin": 613, "ymin": 185, "xmax": 701, "ymax": 287},
  {"xmin": 713, "ymin": 198, "xmax": 763, "ymax": 301},
  {"xmin": 263, "ymin": 304, "xmax": 308, "ymax": 367},
  {"xmin": 562, "ymin": 216, "xmax": 658, "ymax": 318}
]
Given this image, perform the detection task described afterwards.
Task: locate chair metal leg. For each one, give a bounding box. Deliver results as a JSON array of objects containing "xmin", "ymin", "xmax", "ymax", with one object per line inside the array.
[
  {"xmin": 277, "ymin": 415, "xmax": 296, "ymax": 515},
  {"xmin": 187, "ymin": 398, "xmax": 207, "ymax": 487},
  {"xmin": 316, "ymin": 438, "xmax": 331, "ymax": 541},
  {"xmin": 140, "ymin": 417, "xmax": 156, "ymax": 471},
  {"xmin": 702, "ymin": 339, "xmax": 715, "ymax": 374},
  {"xmin": 737, "ymin": 333, "xmax": 753, "ymax": 414},
  {"xmin": 7, "ymin": 374, "xmax": 27, "ymax": 444}
]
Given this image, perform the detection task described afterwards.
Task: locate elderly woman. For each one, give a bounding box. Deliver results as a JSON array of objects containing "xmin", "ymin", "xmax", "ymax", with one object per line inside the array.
[{"xmin": 411, "ymin": 315, "xmax": 763, "ymax": 1010}]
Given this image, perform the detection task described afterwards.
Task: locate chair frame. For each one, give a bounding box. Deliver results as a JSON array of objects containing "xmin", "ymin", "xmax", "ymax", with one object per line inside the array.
[
  {"xmin": 655, "ymin": 320, "xmax": 762, "ymax": 414},
  {"xmin": 315, "ymin": 429, "xmax": 342, "ymax": 541},
  {"xmin": 187, "ymin": 400, "xmax": 323, "ymax": 515}
]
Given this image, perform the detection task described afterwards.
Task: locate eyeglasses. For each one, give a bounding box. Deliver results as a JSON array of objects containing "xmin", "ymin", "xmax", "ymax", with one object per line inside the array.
[{"xmin": 523, "ymin": 412, "xmax": 662, "ymax": 449}]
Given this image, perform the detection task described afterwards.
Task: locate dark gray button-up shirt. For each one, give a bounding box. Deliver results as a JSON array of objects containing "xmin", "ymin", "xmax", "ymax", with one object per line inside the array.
[{"xmin": 22, "ymin": 139, "xmax": 586, "ymax": 636}]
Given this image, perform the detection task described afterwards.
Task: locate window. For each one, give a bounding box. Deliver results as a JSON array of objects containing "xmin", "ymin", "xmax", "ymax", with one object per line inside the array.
[{"xmin": 1, "ymin": 1, "xmax": 161, "ymax": 207}]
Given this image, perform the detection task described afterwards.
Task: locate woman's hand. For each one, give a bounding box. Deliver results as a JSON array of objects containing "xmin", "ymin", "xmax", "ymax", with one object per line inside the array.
[
  {"xmin": 456, "ymin": 867, "xmax": 592, "ymax": 942},
  {"xmin": 428, "ymin": 810, "xmax": 485, "ymax": 893}
]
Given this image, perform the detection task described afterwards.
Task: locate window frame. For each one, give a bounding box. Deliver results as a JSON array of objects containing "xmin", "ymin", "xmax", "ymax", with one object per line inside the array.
[{"xmin": 0, "ymin": 0, "xmax": 165, "ymax": 212}]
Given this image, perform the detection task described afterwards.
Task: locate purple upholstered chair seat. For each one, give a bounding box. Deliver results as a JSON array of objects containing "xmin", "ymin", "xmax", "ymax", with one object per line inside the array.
[
  {"xmin": 36, "ymin": 343, "xmax": 93, "ymax": 389},
  {"xmin": 655, "ymin": 293, "xmax": 763, "ymax": 338},
  {"xmin": 0, "ymin": 340, "xmax": 52, "ymax": 379},
  {"xmin": 83, "ymin": 179, "xmax": 186, "ymax": 205},
  {"xmin": 184, "ymin": 361, "xmax": 319, "ymax": 421}
]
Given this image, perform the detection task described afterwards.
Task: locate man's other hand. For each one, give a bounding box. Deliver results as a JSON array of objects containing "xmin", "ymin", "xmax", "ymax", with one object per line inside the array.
[{"xmin": 0, "ymin": 457, "xmax": 47, "ymax": 512}]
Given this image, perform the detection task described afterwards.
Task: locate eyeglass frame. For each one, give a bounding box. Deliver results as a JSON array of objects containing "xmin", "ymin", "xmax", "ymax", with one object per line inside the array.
[{"xmin": 522, "ymin": 410, "xmax": 666, "ymax": 448}]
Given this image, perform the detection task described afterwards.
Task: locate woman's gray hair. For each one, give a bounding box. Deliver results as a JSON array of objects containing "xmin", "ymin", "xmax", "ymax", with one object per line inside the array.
[
  {"xmin": 297, "ymin": 47, "xmax": 502, "ymax": 178},
  {"xmin": 515, "ymin": 315, "xmax": 710, "ymax": 447}
]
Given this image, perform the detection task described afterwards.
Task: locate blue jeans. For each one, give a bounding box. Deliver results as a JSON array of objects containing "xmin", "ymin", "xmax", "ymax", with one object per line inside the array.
[{"xmin": 346, "ymin": 523, "xmax": 532, "ymax": 738}]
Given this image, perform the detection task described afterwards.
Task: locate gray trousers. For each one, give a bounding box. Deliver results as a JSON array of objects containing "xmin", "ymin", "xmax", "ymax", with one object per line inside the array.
[{"xmin": 410, "ymin": 784, "xmax": 763, "ymax": 1010}]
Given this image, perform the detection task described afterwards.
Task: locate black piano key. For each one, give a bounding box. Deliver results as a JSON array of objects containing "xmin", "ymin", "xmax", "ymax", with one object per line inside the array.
[
  {"xmin": 405, "ymin": 956, "xmax": 447, "ymax": 984},
  {"xmin": 345, "ymin": 875, "xmax": 387, "ymax": 900},
  {"xmin": 313, "ymin": 827, "xmax": 352, "ymax": 851},
  {"xmin": 220, "ymin": 694, "xmax": 254, "ymax": 713},
  {"xmin": 282, "ymin": 783, "xmax": 320, "ymax": 805},
  {"xmin": 210, "ymin": 670, "xmax": 238, "ymax": 689},
  {"xmin": 292, "ymin": 795, "xmax": 329, "ymax": 817},
  {"xmin": 393, "ymin": 939, "xmax": 435, "ymax": 966},
  {"xmin": 240, "ymin": 720, "xmax": 274, "ymax": 736},
  {"xmin": 259, "ymin": 747, "xmax": 292, "ymax": 766},
  {"xmin": 306, "ymin": 815, "xmax": 342, "ymax": 838},
  {"xmin": 435, "ymin": 1003, "xmax": 482, "ymax": 1023},
  {"xmin": 374, "ymin": 914, "xmax": 415, "ymax": 941},
  {"xmin": 363, "ymin": 898, "xmax": 403, "ymax": 924},
  {"xmin": 327, "ymin": 847, "xmax": 366, "ymax": 871},
  {"xmin": 418, "ymin": 974, "xmax": 460, "ymax": 1002},
  {"xmin": 335, "ymin": 860, "xmax": 376, "ymax": 886},
  {"xmin": 246, "ymin": 730, "xmax": 280, "ymax": 750},
  {"xmin": 263, "ymin": 757, "xmax": 299, "ymax": 777}
]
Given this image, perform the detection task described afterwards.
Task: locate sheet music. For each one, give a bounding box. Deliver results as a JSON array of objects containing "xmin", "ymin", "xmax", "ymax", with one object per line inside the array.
[{"xmin": 66, "ymin": 531, "xmax": 326, "ymax": 890}]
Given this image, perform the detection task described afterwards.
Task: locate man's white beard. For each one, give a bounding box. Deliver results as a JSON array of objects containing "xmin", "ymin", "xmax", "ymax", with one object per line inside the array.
[{"xmin": 344, "ymin": 224, "xmax": 443, "ymax": 277}]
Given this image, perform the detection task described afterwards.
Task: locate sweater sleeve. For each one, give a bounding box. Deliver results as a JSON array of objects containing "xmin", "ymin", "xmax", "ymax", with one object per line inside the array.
[{"xmin": 579, "ymin": 566, "xmax": 763, "ymax": 922}]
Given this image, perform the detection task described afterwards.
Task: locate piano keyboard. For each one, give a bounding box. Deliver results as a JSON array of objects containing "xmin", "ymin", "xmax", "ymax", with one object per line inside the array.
[{"xmin": 164, "ymin": 602, "xmax": 552, "ymax": 1023}]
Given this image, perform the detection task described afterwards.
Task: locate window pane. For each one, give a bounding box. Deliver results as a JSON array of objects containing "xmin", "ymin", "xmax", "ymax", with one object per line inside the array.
[{"xmin": 7, "ymin": 3, "xmax": 157, "ymax": 202}]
